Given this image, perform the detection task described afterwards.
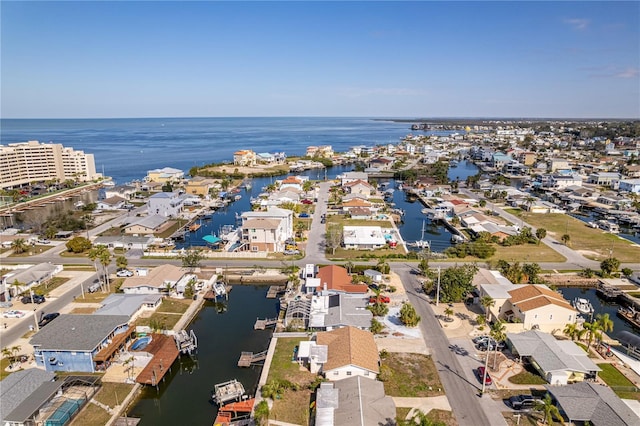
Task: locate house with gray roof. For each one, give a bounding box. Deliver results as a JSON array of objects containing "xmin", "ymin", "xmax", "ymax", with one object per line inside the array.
[
  {"xmin": 546, "ymin": 382, "xmax": 640, "ymax": 426},
  {"xmin": 315, "ymin": 376, "xmax": 396, "ymax": 426},
  {"xmin": 94, "ymin": 293, "xmax": 162, "ymax": 318},
  {"xmin": 29, "ymin": 314, "xmax": 131, "ymax": 372},
  {"xmin": 507, "ymin": 330, "xmax": 601, "ymax": 385},
  {"xmin": 308, "ymin": 293, "xmax": 372, "ymax": 331},
  {"xmin": 0, "ymin": 368, "xmax": 55, "ymax": 423},
  {"xmin": 123, "ymin": 214, "xmax": 169, "ymax": 234},
  {"xmin": 92, "ymin": 235, "xmax": 155, "ymax": 250},
  {"xmin": 1, "ymin": 263, "xmax": 63, "ymax": 300}
]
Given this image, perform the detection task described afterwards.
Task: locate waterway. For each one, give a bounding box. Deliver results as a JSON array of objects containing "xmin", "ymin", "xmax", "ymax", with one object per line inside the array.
[
  {"xmin": 558, "ymin": 286, "xmax": 639, "ymax": 340},
  {"xmin": 128, "ymin": 285, "xmax": 278, "ymax": 425}
]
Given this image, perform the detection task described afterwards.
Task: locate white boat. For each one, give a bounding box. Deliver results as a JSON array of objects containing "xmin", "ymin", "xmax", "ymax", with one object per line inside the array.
[
  {"xmin": 411, "ymin": 220, "xmax": 430, "ymax": 249},
  {"xmin": 234, "ymin": 195, "xmax": 242, "ymax": 201},
  {"xmin": 573, "ymin": 297, "xmax": 594, "ymax": 315},
  {"xmin": 213, "ymin": 281, "xmax": 227, "ymax": 298},
  {"xmin": 451, "ymin": 234, "xmax": 465, "ymax": 244}
]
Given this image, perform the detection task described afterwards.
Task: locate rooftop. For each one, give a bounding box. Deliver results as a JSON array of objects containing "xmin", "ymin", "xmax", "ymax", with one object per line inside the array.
[{"xmin": 29, "ymin": 314, "xmax": 129, "ymax": 351}]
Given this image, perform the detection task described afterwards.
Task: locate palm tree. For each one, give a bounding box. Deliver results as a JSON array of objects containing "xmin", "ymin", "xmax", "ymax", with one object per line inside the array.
[
  {"xmin": 535, "ymin": 228, "xmax": 547, "ymax": 245},
  {"xmin": 9, "ymin": 279, "xmax": 25, "ymax": 299},
  {"xmin": 595, "ymin": 313, "xmax": 614, "ymax": 344},
  {"xmin": 344, "ymin": 261, "xmax": 354, "ymax": 274},
  {"xmin": 535, "ymin": 394, "xmax": 562, "ymax": 425},
  {"xmin": 490, "ymin": 320, "xmax": 506, "ymax": 369},
  {"xmin": 563, "ymin": 323, "xmax": 580, "ymax": 341},
  {"xmin": 88, "ymin": 245, "xmax": 109, "ymax": 291},
  {"xmin": 582, "ymin": 321, "xmax": 599, "ymax": 350},
  {"xmin": 2, "ymin": 347, "xmax": 13, "ymax": 364},
  {"xmin": 561, "ymin": 233, "xmax": 571, "ymax": 246},
  {"xmin": 376, "ymin": 259, "xmax": 390, "ymax": 274},
  {"xmin": 444, "ymin": 307, "xmax": 454, "ymax": 321},
  {"xmin": 480, "ymin": 295, "xmax": 495, "ymax": 320},
  {"xmin": 99, "ymin": 250, "xmax": 112, "ymax": 292},
  {"xmin": 11, "ymin": 238, "xmax": 28, "ymax": 255},
  {"xmin": 116, "ymin": 255, "xmax": 128, "ymax": 271}
]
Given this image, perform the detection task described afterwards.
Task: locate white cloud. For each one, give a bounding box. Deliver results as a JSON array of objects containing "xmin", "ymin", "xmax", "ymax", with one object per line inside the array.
[
  {"xmin": 564, "ymin": 18, "xmax": 590, "ymax": 30},
  {"xmin": 583, "ymin": 65, "xmax": 640, "ymax": 79},
  {"xmin": 615, "ymin": 67, "xmax": 639, "ymax": 79}
]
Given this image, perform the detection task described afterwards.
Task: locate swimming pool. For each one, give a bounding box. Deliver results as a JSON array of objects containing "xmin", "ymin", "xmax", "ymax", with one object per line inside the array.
[{"xmin": 131, "ymin": 336, "xmax": 152, "ymax": 351}]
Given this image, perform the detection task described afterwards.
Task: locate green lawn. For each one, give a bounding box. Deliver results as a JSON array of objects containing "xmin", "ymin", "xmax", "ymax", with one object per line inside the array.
[
  {"xmin": 155, "ymin": 298, "xmax": 191, "ymax": 314},
  {"xmin": 30, "ymin": 277, "xmax": 70, "ymax": 296},
  {"xmin": 445, "ymin": 243, "xmax": 566, "ymax": 263},
  {"xmin": 508, "ymin": 370, "xmax": 547, "ymax": 385},
  {"xmin": 93, "ymin": 382, "xmax": 135, "ymax": 408},
  {"xmin": 507, "ymin": 211, "xmax": 640, "ymax": 262},
  {"xmin": 69, "ymin": 403, "xmax": 111, "ymax": 426},
  {"xmin": 597, "ymin": 363, "xmax": 640, "ymax": 400}
]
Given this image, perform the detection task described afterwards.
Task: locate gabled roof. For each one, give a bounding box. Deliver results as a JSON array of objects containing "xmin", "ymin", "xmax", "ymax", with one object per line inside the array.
[
  {"xmin": 317, "ymin": 326, "xmax": 379, "ymax": 373},
  {"xmin": 121, "ymin": 264, "xmax": 185, "ymax": 289},
  {"xmin": 343, "ymin": 179, "xmax": 373, "ymax": 189},
  {"xmin": 507, "ymin": 330, "xmax": 600, "ymax": 374},
  {"xmin": 546, "ymin": 382, "xmax": 639, "ymax": 426},
  {"xmin": 0, "ymin": 368, "xmax": 55, "ymax": 422},
  {"xmin": 3, "ymin": 263, "xmax": 58, "ymax": 285},
  {"xmin": 508, "ymin": 284, "xmax": 575, "ymax": 312},
  {"xmin": 94, "ymin": 294, "xmax": 162, "ymax": 317},
  {"xmin": 124, "ymin": 214, "xmax": 168, "ymax": 230},
  {"xmin": 243, "ymin": 218, "xmax": 281, "ymax": 230},
  {"xmin": 317, "ymin": 265, "xmax": 368, "ymax": 294},
  {"xmin": 100, "ymin": 195, "xmax": 126, "ymax": 205},
  {"xmin": 29, "ymin": 315, "xmax": 129, "ymax": 351},
  {"xmin": 342, "ymin": 198, "xmax": 372, "ymax": 207}
]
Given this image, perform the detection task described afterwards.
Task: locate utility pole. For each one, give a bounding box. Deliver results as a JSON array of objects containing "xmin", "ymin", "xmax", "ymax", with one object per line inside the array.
[
  {"xmin": 481, "ymin": 344, "xmax": 490, "ymax": 395},
  {"xmin": 436, "ymin": 266, "xmax": 441, "ymax": 307}
]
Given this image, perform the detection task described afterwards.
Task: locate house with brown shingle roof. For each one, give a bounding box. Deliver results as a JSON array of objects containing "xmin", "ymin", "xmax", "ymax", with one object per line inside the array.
[
  {"xmin": 316, "ymin": 265, "xmax": 368, "ymax": 294},
  {"xmin": 342, "ymin": 179, "xmax": 374, "ymax": 198},
  {"xmin": 316, "ymin": 326, "xmax": 379, "ymax": 381},
  {"xmin": 503, "ymin": 285, "xmax": 577, "ymax": 332}
]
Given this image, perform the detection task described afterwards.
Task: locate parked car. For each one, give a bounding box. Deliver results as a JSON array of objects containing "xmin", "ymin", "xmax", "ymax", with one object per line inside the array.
[
  {"xmin": 506, "ymin": 394, "xmax": 541, "ymax": 410},
  {"xmin": 298, "ymin": 213, "xmax": 310, "ymax": 218},
  {"xmin": 369, "ymin": 296, "xmax": 391, "ymax": 304},
  {"xmin": 87, "ymin": 280, "xmax": 101, "ymax": 293},
  {"xmin": 477, "ymin": 341, "xmax": 505, "ymax": 351},
  {"xmin": 37, "ymin": 239, "xmax": 51, "ymax": 244},
  {"xmin": 284, "ymin": 249, "xmax": 301, "ymax": 255},
  {"xmin": 476, "ymin": 366, "xmax": 492, "ymax": 385},
  {"xmin": 21, "ymin": 294, "xmax": 45, "ymax": 304},
  {"xmin": 38, "ymin": 312, "xmax": 60, "ymax": 327},
  {"xmin": 116, "ymin": 269, "xmax": 134, "ymax": 277},
  {"xmin": 472, "ymin": 336, "xmax": 490, "ymax": 345},
  {"xmin": 301, "ymin": 199, "xmax": 313, "ymax": 205},
  {"xmin": 3, "ymin": 310, "xmax": 25, "ymax": 318}
]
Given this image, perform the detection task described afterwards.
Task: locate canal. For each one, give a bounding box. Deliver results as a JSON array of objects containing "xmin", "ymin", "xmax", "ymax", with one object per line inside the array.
[{"xmin": 128, "ymin": 285, "xmax": 278, "ymax": 425}]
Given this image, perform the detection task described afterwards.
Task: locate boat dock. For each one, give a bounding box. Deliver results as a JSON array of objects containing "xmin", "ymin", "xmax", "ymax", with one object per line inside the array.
[
  {"xmin": 135, "ymin": 334, "xmax": 180, "ymax": 386},
  {"xmin": 237, "ymin": 350, "xmax": 268, "ymax": 367},
  {"xmin": 266, "ymin": 285, "xmax": 285, "ymax": 298},
  {"xmin": 174, "ymin": 329, "xmax": 198, "ymax": 355},
  {"xmin": 212, "ymin": 379, "xmax": 246, "ymax": 405},
  {"xmin": 214, "ymin": 398, "xmax": 255, "ymax": 425},
  {"xmin": 254, "ymin": 317, "xmax": 278, "ymax": 330}
]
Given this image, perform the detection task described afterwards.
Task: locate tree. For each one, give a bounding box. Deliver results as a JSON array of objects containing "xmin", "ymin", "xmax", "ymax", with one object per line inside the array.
[
  {"xmin": 535, "ymin": 228, "xmax": 547, "ymax": 244},
  {"xmin": 116, "ymin": 255, "xmax": 128, "ymax": 270},
  {"xmin": 399, "ymin": 409, "xmax": 446, "ymax": 426},
  {"xmin": 600, "ymin": 257, "xmax": 620, "ymax": 277},
  {"xmin": 622, "ymin": 267, "xmax": 633, "ymax": 277},
  {"xmin": 368, "ymin": 302, "xmax": 389, "ymax": 317},
  {"xmin": 370, "ymin": 318, "xmax": 384, "ymax": 334},
  {"xmin": 325, "ymin": 224, "xmax": 342, "ymax": 255},
  {"xmin": 253, "ymin": 400, "xmax": 270, "ymax": 426},
  {"xmin": 595, "ymin": 313, "xmax": 614, "ymax": 339},
  {"xmin": 88, "ymin": 245, "xmax": 109, "ymax": 291},
  {"xmin": 480, "ymin": 296, "xmax": 495, "ymax": 319},
  {"xmin": 478, "ymin": 199, "xmax": 487, "ymax": 208},
  {"xmin": 582, "ymin": 321, "xmax": 599, "ymax": 349},
  {"xmin": 444, "ymin": 307, "xmax": 454, "ymax": 320},
  {"xmin": 522, "ymin": 263, "xmax": 542, "ymax": 284},
  {"xmin": 535, "ymin": 394, "xmax": 562, "ymax": 425},
  {"xmin": 11, "ymin": 238, "xmax": 29, "ymax": 254},
  {"xmin": 418, "ymin": 258, "xmax": 429, "ymax": 276},
  {"xmin": 44, "ymin": 226, "xmax": 57, "ymax": 239},
  {"xmin": 181, "ymin": 248, "xmax": 204, "ymax": 270},
  {"xmin": 399, "ymin": 302, "xmax": 421, "ymax": 327},
  {"xmin": 99, "ymin": 250, "xmax": 112, "ymax": 292},
  {"xmin": 66, "ymin": 236, "xmax": 92, "ymax": 253},
  {"xmin": 431, "ymin": 264, "xmax": 478, "ymax": 303},
  {"xmin": 490, "ymin": 320, "xmax": 506, "ymax": 369},
  {"xmin": 561, "ymin": 233, "xmax": 571, "ymax": 246},
  {"xmin": 563, "ymin": 323, "xmax": 585, "ymax": 341},
  {"xmin": 376, "ymin": 259, "xmax": 390, "ymax": 274},
  {"xmin": 9, "ymin": 279, "xmax": 25, "ymax": 299},
  {"xmin": 344, "ymin": 261, "xmax": 354, "ymax": 274}
]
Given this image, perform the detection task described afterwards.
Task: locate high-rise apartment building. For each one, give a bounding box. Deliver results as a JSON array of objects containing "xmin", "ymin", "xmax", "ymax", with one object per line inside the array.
[{"xmin": 0, "ymin": 140, "xmax": 100, "ymax": 189}]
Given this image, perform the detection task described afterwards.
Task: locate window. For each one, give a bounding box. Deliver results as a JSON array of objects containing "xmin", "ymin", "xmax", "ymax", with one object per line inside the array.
[
  {"xmin": 549, "ymin": 314, "xmax": 553, "ymax": 320},
  {"xmin": 346, "ymin": 371, "xmax": 352, "ymax": 376},
  {"xmin": 333, "ymin": 371, "xmax": 339, "ymax": 376},
  {"xmin": 534, "ymin": 314, "xmax": 538, "ymax": 319}
]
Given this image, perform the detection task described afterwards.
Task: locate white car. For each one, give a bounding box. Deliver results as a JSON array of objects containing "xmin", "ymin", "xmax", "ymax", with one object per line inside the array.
[
  {"xmin": 3, "ymin": 310, "xmax": 25, "ymax": 318},
  {"xmin": 116, "ymin": 269, "xmax": 134, "ymax": 277}
]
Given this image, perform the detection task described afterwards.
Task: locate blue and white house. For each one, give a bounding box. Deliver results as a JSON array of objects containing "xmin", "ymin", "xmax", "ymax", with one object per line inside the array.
[
  {"xmin": 147, "ymin": 191, "xmax": 185, "ymax": 217},
  {"xmin": 29, "ymin": 315, "xmax": 131, "ymax": 372},
  {"xmin": 619, "ymin": 178, "xmax": 640, "ymax": 194}
]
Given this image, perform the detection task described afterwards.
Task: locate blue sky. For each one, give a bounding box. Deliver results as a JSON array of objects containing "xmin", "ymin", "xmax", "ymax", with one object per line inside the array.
[{"xmin": 1, "ymin": 1, "xmax": 638, "ymax": 119}]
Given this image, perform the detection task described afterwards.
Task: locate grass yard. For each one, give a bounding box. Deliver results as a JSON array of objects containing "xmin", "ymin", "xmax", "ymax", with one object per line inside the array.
[
  {"xmin": 8, "ymin": 245, "xmax": 52, "ymax": 257},
  {"xmin": 0, "ymin": 357, "xmax": 12, "ymax": 380},
  {"xmin": 69, "ymin": 402, "xmax": 111, "ymax": 426},
  {"xmin": 135, "ymin": 312, "xmax": 183, "ymax": 330},
  {"xmin": 30, "ymin": 277, "xmax": 70, "ymax": 296},
  {"xmin": 444, "ymin": 243, "xmax": 566, "ymax": 264},
  {"xmin": 93, "ymin": 382, "xmax": 135, "ymax": 408},
  {"xmin": 156, "ymin": 298, "xmax": 191, "ymax": 314},
  {"xmin": 70, "ymin": 307, "xmax": 98, "ymax": 314},
  {"xmin": 265, "ymin": 338, "xmax": 316, "ymax": 426},
  {"xmin": 76, "ymin": 279, "xmax": 123, "ymax": 303},
  {"xmin": 597, "ymin": 363, "xmax": 640, "ymax": 400},
  {"xmin": 380, "ymin": 352, "xmax": 445, "ymax": 397},
  {"xmin": 330, "ymin": 246, "xmax": 407, "ymax": 259},
  {"xmin": 507, "ymin": 211, "xmax": 640, "ymax": 262},
  {"xmin": 508, "ymin": 370, "xmax": 547, "ymax": 385}
]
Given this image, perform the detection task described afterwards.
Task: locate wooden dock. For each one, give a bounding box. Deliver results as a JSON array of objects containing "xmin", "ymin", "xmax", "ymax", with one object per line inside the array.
[
  {"xmin": 237, "ymin": 350, "xmax": 268, "ymax": 367},
  {"xmin": 254, "ymin": 317, "xmax": 278, "ymax": 330},
  {"xmin": 266, "ymin": 286, "xmax": 286, "ymax": 298},
  {"xmin": 135, "ymin": 334, "xmax": 180, "ymax": 386}
]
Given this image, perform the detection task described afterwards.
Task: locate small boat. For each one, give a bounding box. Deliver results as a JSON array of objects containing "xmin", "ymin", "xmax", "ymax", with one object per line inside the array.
[
  {"xmin": 573, "ymin": 297, "xmax": 594, "ymax": 315},
  {"xmin": 451, "ymin": 234, "xmax": 465, "ymax": 244},
  {"xmin": 189, "ymin": 223, "xmax": 201, "ymax": 232},
  {"xmin": 213, "ymin": 281, "xmax": 227, "ymax": 298},
  {"xmin": 212, "ymin": 379, "xmax": 246, "ymax": 405},
  {"xmin": 450, "ymin": 159, "xmax": 459, "ymax": 167},
  {"xmin": 617, "ymin": 307, "xmax": 640, "ymax": 329},
  {"xmin": 234, "ymin": 195, "xmax": 242, "ymax": 201}
]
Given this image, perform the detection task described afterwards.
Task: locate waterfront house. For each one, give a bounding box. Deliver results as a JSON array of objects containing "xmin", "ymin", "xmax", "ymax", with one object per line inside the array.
[
  {"xmin": 184, "ymin": 177, "xmax": 218, "ymax": 197},
  {"xmin": 545, "ymin": 382, "xmax": 640, "ymax": 426},
  {"xmin": 0, "ymin": 368, "xmax": 55, "ymax": 425},
  {"xmin": 619, "ymin": 178, "xmax": 640, "ymax": 194},
  {"xmin": 314, "ymin": 376, "xmax": 396, "ymax": 426},
  {"xmin": 104, "ymin": 184, "xmax": 137, "ymax": 200},
  {"xmin": 120, "ymin": 264, "xmax": 187, "ymax": 294},
  {"xmin": 348, "ymin": 207, "xmax": 372, "ymax": 220},
  {"xmin": 1, "ymin": 263, "xmax": 63, "ymax": 300},
  {"xmin": 308, "ymin": 293, "xmax": 372, "ymax": 331},
  {"xmin": 279, "ymin": 175, "xmax": 306, "ymax": 191},
  {"xmin": 342, "ymin": 226, "xmax": 386, "ymax": 250},
  {"xmin": 341, "ymin": 198, "xmax": 374, "ymax": 215},
  {"xmin": 316, "ymin": 265, "xmax": 368, "ymax": 294},
  {"xmin": 503, "ymin": 284, "xmax": 577, "ymax": 332},
  {"xmin": 147, "ymin": 192, "xmax": 185, "ymax": 217},
  {"xmin": 339, "ymin": 171, "xmax": 368, "ymax": 186},
  {"xmin": 139, "ymin": 181, "xmax": 163, "ymax": 193},
  {"xmin": 475, "ymin": 269, "xmax": 526, "ymax": 321},
  {"xmin": 507, "ymin": 330, "xmax": 601, "ymax": 385},
  {"xmin": 588, "ymin": 172, "xmax": 621, "ymax": 187},
  {"xmin": 233, "ymin": 150, "xmax": 256, "ymax": 167},
  {"xmin": 240, "ymin": 207, "xmax": 294, "ymax": 252},
  {"xmin": 123, "ymin": 215, "xmax": 170, "ymax": 235},
  {"xmin": 29, "ymin": 314, "xmax": 132, "ymax": 372},
  {"xmin": 342, "ymin": 179, "xmax": 374, "ymax": 198},
  {"xmin": 146, "ymin": 167, "xmax": 184, "ymax": 183},
  {"xmin": 549, "ymin": 174, "xmax": 583, "ymax": 189},
  {"xmin": 368, "ymin": 157, "xmax": 393, "ymax": 170},
  {"xmin": 316, "ymin": 326, "xmax": 380, "ymax": 381},
  {"xmin": 93, "ymin": 293, "xmax": 162, "ymax": 320}
]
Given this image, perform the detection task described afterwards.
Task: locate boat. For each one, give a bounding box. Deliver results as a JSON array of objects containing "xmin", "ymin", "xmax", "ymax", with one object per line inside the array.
[
  {"xmin": 450, "ymin": 159, "xmax": 459, "ymax": 167},
  {"xmin": 410, "ymin": 220, "xmax": 430, "ymax": 249},
  {"xmin": 617, "ymin": 307, "xmax": 640, "ymax": 329},
  {"xmin": 234, "ymin": 195, "xmax": 242, "ymax": 201},
  {"xmin": 212, "ymin": 379, "xmax": 246, "ymax": 405},
  {"xmin": 188, "ymin": 223, "xmax": 201, "ymax": 232},
  {"xmin": 572, "ymin": 297, "xmax": 594, "ymax": 315},
  {"xmin": 213, "ymin": 281, "xmax": 227, "ymax": 298},
  {"xmin": 451, "ymin": 234, "xmax": 465, "ymax": 244}
]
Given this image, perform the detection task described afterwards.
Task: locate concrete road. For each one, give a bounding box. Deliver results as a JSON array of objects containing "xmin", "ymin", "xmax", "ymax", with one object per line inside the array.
[
  {"xmin": 303, "ymin": 181, "xmax": 331, "ymax": 264},
  {"xmin": 393, "ymin": 262, "xmax": 507, "ymax": 426}
]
